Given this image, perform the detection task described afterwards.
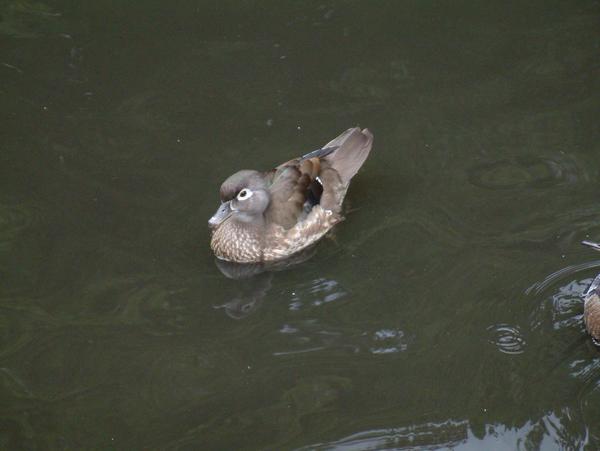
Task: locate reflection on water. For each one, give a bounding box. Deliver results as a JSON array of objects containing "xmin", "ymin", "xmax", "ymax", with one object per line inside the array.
[
  {"xmin": 298, "ymin": 420, "xmax": 470, "ymax": 450},
  {"xmin": 288, "ymin": 278, "xmax": 347, "ymax": 311},
  {"xmin": 371, "ymin": 328, "xmax": 409, "ymax": 354},
  {"xmin": 211, "ymin": 247, "xmax": 318, "ymax": 318},
  {"xmin": 213, "ymin": 271, "xmax": 273, "ymax": 319},
  {"xmin": 272, "ymin": 320, "xmax": 410, "ymax": 357},
  {"xmin": 299, "ymin": 413, "xmax": 590, "ymax": 450},
  {"xmin": 1, "ymin": 0, "xmax": 600, "ymax": 449},
  {"xmin": 213, "ymin": 255, "xmax": 412, "ymax": 356}
]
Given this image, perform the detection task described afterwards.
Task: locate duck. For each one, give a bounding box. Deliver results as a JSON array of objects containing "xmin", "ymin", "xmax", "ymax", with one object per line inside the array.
[
  {"xmin": 582, "ymin": 240, "xmax": 600, "ymax": 344},
  {"xmin": 208, "ymin": 127, "xmax": 373, "ymax": 263}
]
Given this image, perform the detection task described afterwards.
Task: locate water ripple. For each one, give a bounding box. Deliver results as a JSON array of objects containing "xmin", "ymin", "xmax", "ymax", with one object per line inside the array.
[
  {"xmin": 296, "ymin": 420, "xmax": 469, "ymax": 450},
  {"xmin": 487, "ymin": 323, "xmax": 526, "ymax": 355},
  {"xmin": 467, "ymin": 155, "xmax": 585, "ymax": 191},
  {"xmin": 526, "ymin": 261, "xmax": 600, "ymax": 296},
  {"xmin": 370, "ymin": 328, "xmax": 409, "ymax": 354},
  {"xmin": 273, "ymin": 321, "xmax": 411, "ymax": 356},
  {"xmin": 0, "ymin": 201, "xmax": 37, "ymax": 252},
  {"xmin": 528, "ymin": 274, "xmax": 590, "ymax": 335},
  {"xmin": 288, "ymin": 278, "xmax": 347, "ymax": 311}
]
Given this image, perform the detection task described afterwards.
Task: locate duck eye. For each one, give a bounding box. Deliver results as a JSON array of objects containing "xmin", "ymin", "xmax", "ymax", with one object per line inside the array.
[{"xmin": 237, "ymin": 188, "xmax": 253, "ymax": 200}]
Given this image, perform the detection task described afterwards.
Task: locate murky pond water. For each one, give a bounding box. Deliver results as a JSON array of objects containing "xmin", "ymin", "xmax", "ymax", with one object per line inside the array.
[{"xmin": 1, "ymin": 1, "xmax": 600, "ymax": 449}]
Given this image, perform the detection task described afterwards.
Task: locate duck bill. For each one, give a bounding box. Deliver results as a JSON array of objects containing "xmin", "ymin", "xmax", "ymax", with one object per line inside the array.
[
  {"xmin": 208, "ymin": 201, "xmax": 233, "ymax": 229},
  {"xmin": 585, "ymin": 273, "xmax": 600, "ymax": 298},
  {"xmin": 583, "ymin": 240, "xmax": 600, "ymax": 252}
]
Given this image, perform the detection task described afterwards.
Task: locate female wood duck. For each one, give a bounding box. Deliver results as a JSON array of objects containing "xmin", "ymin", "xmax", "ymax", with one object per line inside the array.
[
  {"xmin": 208, "ymin": 127, "xmax": 373, "ymax": 263},
  {"xmin": 582, "ymin": 240, "xmax": 600, "ymax": 345}
]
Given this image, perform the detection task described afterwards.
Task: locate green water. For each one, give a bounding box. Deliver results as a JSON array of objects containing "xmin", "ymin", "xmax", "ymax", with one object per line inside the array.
[{"xmin": 1, "ymin": 1, "xmax": 600, "ymax": 449}]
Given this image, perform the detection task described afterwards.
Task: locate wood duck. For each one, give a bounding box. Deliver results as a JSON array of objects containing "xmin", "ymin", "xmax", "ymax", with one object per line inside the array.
[
  {"xmin": 582, "ymin": 240, "xmax": 600, "ymax": 344},
  {"xmin": 208, "ymin": 127, "xmax": 373, "ymax": 263}
]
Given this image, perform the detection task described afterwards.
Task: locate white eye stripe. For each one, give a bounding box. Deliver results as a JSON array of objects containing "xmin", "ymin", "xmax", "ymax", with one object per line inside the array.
[{"xmin": 237, "ymin": 188, "xmax": 253, "ymax": 200}]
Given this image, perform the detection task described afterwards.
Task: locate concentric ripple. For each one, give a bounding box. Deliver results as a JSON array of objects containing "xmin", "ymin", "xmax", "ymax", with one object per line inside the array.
[
  {"xmin": 487, "ymin": 323, "xmax": 526, "ymax": 354},
  {"xmin": 527, "ymin": 263, "xmax": 600, "ymax": 334}
]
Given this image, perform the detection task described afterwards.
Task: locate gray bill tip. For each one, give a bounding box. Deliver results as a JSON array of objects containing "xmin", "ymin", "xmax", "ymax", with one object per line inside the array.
[
  {"xmin": 582, "ymin": 240, "xmax": 600, "ymax": 251},
  {"xmin": 208, "ymin": 201, "xmax": 232, "ymax": 229},
  {"xmin": 585, "ymin": 273, "xmax": 600, "ymax": 298}
]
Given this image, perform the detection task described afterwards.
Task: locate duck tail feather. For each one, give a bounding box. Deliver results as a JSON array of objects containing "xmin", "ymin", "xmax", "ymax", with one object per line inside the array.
[{"xmin": 322, "ymin": 127, "xmax": 373, "ymax": 186}]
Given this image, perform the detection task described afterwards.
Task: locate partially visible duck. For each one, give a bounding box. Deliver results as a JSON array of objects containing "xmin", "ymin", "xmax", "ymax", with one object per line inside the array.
[
  {"xmin": 581, "ymin": 240, "xmax": 600, "ymax": 344},
  {"xmin": 208, "ymin": 127, "xmax": 373, "ymax": 263}
]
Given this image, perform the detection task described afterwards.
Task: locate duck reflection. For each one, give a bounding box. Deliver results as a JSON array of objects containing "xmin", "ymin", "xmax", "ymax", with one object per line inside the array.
[{"xmin": 212, "ymin": 246, "xmax": 317, "ymax": 319}]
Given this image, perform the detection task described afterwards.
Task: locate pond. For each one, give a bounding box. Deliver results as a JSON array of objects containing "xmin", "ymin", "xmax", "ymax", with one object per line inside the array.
[{"xmin": 1, "ymin": 0, "xmax": 600, "ymax": 449}]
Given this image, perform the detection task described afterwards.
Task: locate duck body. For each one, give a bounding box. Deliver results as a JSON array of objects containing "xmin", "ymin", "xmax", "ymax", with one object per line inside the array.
[
  {"xmin": 584, "ymin": 289, "xmax": 600, "ymax": 345},
  {"xmin": 584, "ymin": 273, "xmax": 600, "ymax": 345},
  {"xmin": 582, "ymin": 241, "xmax": 600, "ymax": 344},
  {"xmin": 209, "ymin": 127, "xmax": 373, "ymax": 263}
]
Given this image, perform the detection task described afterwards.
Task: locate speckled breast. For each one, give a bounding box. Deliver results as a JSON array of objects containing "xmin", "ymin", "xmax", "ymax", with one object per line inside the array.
[{"xmin": 210, "ymin": 223, "xmax": 263, "ymax": 263}]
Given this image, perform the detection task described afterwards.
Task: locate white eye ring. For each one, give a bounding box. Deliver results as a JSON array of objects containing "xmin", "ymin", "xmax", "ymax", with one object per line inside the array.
[{"xmin": 237, "ymin": 188, "xmax": 253, "ymax": 201}]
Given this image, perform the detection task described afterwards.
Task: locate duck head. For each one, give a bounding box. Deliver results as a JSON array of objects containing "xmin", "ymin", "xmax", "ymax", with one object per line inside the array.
[{"xmin": 208, "ymin": 170, "xmax": 270, "ymax": 229}]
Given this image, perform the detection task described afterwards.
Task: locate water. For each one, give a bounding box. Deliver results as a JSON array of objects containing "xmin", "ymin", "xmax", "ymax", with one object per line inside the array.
[{"xmin": 1, "ymin": 1, "xmax": 599, "ymax": 449}]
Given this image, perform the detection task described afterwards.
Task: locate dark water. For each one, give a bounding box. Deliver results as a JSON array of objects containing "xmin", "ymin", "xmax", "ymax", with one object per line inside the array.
[{"xmin": 1, "ymin": 1, "xmax": 600, "ymax": 449}]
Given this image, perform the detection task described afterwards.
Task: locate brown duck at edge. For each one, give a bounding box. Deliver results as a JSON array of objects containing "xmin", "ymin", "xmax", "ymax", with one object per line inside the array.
[
  {"xmin": 208, "ymin": 127, "xmax": 373, "ymax": 263},
  {"xmin": 582, "ymin": 240, "xmax": 600, "ymax": 345}
]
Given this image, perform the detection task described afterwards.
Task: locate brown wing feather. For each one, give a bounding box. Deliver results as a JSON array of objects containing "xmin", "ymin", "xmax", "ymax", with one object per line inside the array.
[
  {"xmin": 266, "ymin": 158, "xmax": 320, "ymax": 229},
  {"xmin": 265, "ymin": 127, "xmax": 372, "ymax": 229}
]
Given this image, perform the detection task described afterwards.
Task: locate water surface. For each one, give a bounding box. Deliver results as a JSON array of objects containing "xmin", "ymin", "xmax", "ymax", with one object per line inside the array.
[{"xmin": 1, "ymin": 1, "xmax": 600, "ymax": 449}]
